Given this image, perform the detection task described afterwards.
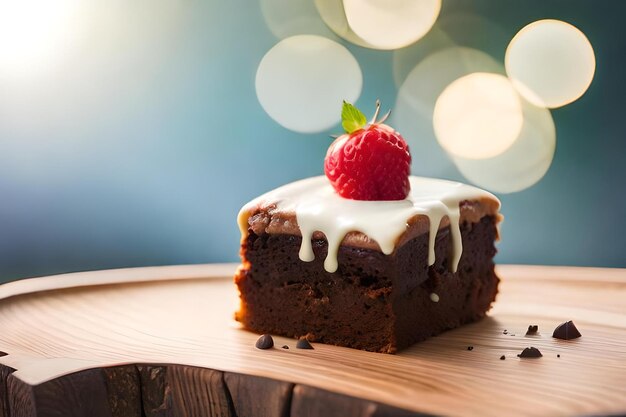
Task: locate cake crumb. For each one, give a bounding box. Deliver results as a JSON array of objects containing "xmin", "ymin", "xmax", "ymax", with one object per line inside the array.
[
  {"xmin": 557, "ymin": 354, "xmax": 561, "ymax": 358},
  {"xmin": 503, "ymin": 330, "xmax": 508, "ymax": 334},
  {"xmin": 282, "ymin": 345, "xmax": 289, "ymax": 349},
  {"xmin": 525, "ymin": 325, "xmax": 539, "ymax": 336},
  {"xmin": 255, "ymin": 334, "xmax": 274, "ymax": 350},
  {"xmin": 296, "ymin": 338, "xmax": 314, "ymax": 350},
  {"xmin": 552, "ymin": 320, "xmax": 582, "ymax": 340},
  {"xmin": 467, "ymin": 346, "xmax": 474, "ymax": 351},
  {"xmin": 430, "ymin": 293, "xmax": 440, "ymax": 303},
  {"xmin": 500, "ymin": 355, "xmax": 506, "ymax": 360},
  {"xmin": 518, "ymin": 347, "xmax": 542, "ymax": 358}
]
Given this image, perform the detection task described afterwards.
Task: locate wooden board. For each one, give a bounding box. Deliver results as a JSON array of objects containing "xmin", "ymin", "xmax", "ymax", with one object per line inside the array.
[{"xmin": 0, "ymin": 264, "xmax": 625, "ymax": 417}]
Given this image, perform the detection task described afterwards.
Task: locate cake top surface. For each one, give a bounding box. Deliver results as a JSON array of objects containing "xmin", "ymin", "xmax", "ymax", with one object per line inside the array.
[{"xmin": 239, "ymin": 175, "xmax": 500, "ymax": 273}]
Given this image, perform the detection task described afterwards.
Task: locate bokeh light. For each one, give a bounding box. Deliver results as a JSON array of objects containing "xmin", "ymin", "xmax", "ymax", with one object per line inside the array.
[
  {"xmin": 451, "ymin": 96, "xmax": 556, "ymax": 193},
  {"xmin": 0, "ymin": 0, "xmax": 82, "ymax": 78},
  {"xmin": 260, "ymin": 0, "xmax": 335, "ymax": 40},
  {"xmin": 255, "ymin": 35, "xmax": 362, "ymax": 133},
  {"xmin": 392, "ymin": 47, "xmax": 503, "ymax": 177},
  {"xmin": 392, "ymin": 26, "xmax": 454, "ymax": 87},
  {"xmin": 506, "ymin": 19, "xmax": 596, "ymax": 108},
  {"xmin": 433, "ymin": 73, "xmax": 523, "ymax": 159},
  {"xmin": 316, "ymin": 0, "xmax": 441, "ymax": 50},
  {"xmin": 315, "ymin": 0, "xmax": 376, "ymax": 48}
]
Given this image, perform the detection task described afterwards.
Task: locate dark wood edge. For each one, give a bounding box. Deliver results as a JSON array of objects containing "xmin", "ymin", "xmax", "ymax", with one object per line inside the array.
[
  {"xmin": 0, "ymin": 360, "xmax": 15, "ymax": 417},
  {"xmin": 0, "ymin": 363, "xmax": 429, "ymax": 417}
]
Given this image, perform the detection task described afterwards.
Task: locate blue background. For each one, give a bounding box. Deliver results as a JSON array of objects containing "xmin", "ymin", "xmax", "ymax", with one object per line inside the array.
[{"xmin": 1, "ymin": 0, "xmax": 624, "ymax": 283}]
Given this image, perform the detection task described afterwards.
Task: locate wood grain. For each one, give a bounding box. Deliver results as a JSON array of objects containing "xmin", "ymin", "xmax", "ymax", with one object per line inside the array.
[
  {"xmin": 6, "ymin": 373, "xmax": 36, "ymax": 417},
  {"xmin": 290, "ymin": 385, "xmax": 428, "ymax": 417},
  {"xmin": 138, "ymin": 365, "xmax": 234, "ymax": 417},
  {"xmin": 102, "ymin": 366, "xmax": 142, "ymax": 417},
  {"xmin": 223, "ymin": 372, "xmax": 293, "ymax": 417},
  {"xmin": 0, "ymin": 264, "xmax": 624, "ymax": 417},
  {"xmin": 0, "ymin": 363, "xmax": 14, "ymax": 417}
]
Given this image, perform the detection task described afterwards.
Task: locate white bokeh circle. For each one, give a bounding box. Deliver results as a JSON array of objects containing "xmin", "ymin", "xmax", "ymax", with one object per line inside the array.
[
  {"xmin": 392, "ymin": 47, "xmax": 504, "ymax": 178},
  {"xmin": 451, "ymin": 96, "xmax": 556, "ymax": 193},
  {"xmin": 433, "ymin": 73, "xmax": 523, "ymax": 159},
  {"xmin": 255, "ymin": 35, "xmax": 362, "ymax": 133},
  {"xmin": 505, "ymin": 19, "xmax": 595, "ymax": 108},
  {"xmin": 316, "ymin": 0, "xmax": 441, "ymax": 50}
]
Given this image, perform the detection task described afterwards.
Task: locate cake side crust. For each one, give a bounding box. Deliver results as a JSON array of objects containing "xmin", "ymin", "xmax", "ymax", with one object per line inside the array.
[{"xmin": 235, "ymin": 214, "xmax": 500, "ymax": 353}]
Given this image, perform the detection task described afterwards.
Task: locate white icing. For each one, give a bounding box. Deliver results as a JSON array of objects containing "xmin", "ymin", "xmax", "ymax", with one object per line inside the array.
[{"xmin": 238, "ymin": 176, "xmax": 499, "ymax": 273}]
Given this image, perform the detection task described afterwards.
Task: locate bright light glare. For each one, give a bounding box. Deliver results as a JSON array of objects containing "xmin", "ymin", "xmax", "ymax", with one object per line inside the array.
[
  {"xmin": 506, "ymin": 19, "xmax": 595, "ymax": 108},
  {"xmin": 0, "ymin": 0, "xmax": 80, "ymax": 77},
  {"xmin": 433, "ymin": 73, "xmax": 523, "ymax": 159}
]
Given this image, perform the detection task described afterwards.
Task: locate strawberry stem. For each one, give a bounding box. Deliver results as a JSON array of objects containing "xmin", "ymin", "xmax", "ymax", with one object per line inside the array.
[
  {"xmin": 370, "ymin": 99, "xmax": 381, "ymax": 125},
  {"xmin": 378, "ymin": 109, "xmax": 391, "ymax": 124}
]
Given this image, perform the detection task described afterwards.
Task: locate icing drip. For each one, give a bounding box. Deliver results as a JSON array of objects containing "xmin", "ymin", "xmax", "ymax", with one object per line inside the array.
[{"xmin": 239, "ymin": 176, "xmax": 500, "ymax": 273}]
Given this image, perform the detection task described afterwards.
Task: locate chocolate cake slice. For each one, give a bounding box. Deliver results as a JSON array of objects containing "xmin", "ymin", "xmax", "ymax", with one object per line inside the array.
[{"xmin": 235, "ymin": 176, "xmax": 501, "ymax": 353}]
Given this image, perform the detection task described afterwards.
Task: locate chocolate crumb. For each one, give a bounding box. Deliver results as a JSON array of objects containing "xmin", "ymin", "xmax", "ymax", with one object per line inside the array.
[
  {"xmin": 503, "ymin": 330, "xmax": 508, "ymax": 334},
  {"xmin": 518, "ymin": 347, "xmax": 542, "ymax": 358},
  {"xmin": 255, "ymin": 334, "xmax": 274, "ymax": 350},
  {"xmin": 500, "ymin": 355, "xmax": 506, "ymax": 360},
  {"xmin": 467, "ymin": 346, "xmax": 474, "ymax": 351},
  {"xmin": 510, "ymin": 334, "xmax": 516, "ymax": 336},
  {"xmin": 552, "ymin": 320, "xmax": 582, "ymax": 340},
  {"xmin": 0, "ymin": 351, "xmax": 7, "ymax": 357},
  {"xmin": 296, "ymin": 338, "xmax": 314, "ymax": 350},
  {"xmin": 525, "ymin": 325, "xmax": 539, "ymax": 336},
  {"xmin": 282, "ymin": 345, "xmax": 289, "ymax": 349},
  {"xmin": 557, "ymin": 354, "xmax": 560, "ymax": 358}
]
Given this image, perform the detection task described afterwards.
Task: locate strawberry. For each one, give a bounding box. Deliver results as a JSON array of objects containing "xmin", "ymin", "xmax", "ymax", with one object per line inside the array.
[{"xmin": 324, "ymin": 101, "xmax": 411, "ymax": 200}]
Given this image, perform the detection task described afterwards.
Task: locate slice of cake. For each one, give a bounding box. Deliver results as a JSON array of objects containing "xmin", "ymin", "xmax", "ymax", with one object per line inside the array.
[{"xmin": 234, "ymin": 101, "xmax": 502, "ymax": 353}]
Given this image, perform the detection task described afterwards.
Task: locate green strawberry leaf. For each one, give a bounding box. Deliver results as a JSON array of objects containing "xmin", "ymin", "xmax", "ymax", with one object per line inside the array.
[{"xmin": 341, "ymin": 100, "xmax": 367, "ymax": 134}]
